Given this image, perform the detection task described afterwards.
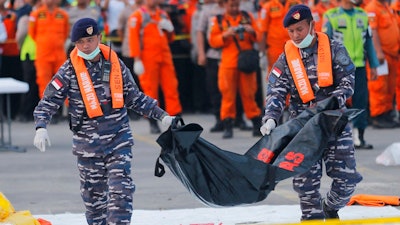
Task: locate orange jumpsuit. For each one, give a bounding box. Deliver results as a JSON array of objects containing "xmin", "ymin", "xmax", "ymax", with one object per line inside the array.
[
  {"xmin": 29, "ymin": 5, "xmax": 69, "ymax": 98},
  {"xmin": 0, "ymin": 12, "xmax": 19, "ymax": 57},
  {"xmin": 365, "ymin": 0, "xmax": 400, "ymax": 117},
  {"xmin": 311, "ymin": 1, "xmax": 336, "ymax": 32},
  {"xmin": 127, "ymin": 6, "xmax": 182, "ymax": 116},
  {"xmin": 209, "ymin": 12, "xmax": 261, "ymax": 121},
  {"xmin": 258, "ymin": 0, "xmax": 301, "ymax": 73},
  {"xmin": 391, "ymin": 0, "xmax": 400, "ymax": 112}
]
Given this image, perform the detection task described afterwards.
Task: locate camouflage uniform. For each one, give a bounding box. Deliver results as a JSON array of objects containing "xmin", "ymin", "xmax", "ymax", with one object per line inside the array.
[
  {"xmin": 263, "ymin": 37, "xmax": 363, "ymax": 220},
  {"xmin": 34, "ymin": 56, "xmax": 167, "ymax": 225}
]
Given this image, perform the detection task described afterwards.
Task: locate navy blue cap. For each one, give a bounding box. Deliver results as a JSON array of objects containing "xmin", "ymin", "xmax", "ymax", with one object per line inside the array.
[
  {"xmin": 283, "ymin": 4, "xmax": 313, "ymax": 28},
  {"xmin": 71, "ymin": 18, "xmax": 99, "ymax": 42}
]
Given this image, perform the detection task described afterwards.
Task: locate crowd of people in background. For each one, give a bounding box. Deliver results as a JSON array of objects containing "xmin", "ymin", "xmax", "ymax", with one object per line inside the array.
[{"xmin": 0, "ymin": 0, "xmax": 399, "ymax": 141}]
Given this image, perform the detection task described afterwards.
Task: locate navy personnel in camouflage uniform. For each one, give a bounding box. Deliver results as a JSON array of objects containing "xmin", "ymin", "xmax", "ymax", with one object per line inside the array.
[
  {"xmin": 259, "ymin": 5, "xmax": 362, "ymax": 221},
  {"xmin": 33, "ymin": 18, "xmax": 175, "ymax": 225}
]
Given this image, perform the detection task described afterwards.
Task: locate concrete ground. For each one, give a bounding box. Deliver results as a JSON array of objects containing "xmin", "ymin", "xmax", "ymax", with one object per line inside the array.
[{"xmin": 0, "ymin": 113, "xmax": 399, "ymax": 215}]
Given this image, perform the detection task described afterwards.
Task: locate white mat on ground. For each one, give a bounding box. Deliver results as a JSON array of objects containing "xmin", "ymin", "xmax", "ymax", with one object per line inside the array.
[{"xmin": 35, "ymin": 205, "xmax": 400, "ymax": 225}]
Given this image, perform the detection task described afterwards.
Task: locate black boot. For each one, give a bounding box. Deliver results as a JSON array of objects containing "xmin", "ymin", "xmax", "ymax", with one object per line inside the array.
[
  {"xmin": 371, "ymin": 113, "xmax": 397, "ymax": 129},
  {"xmin": 322, "ymin": 199, "xmax": 339, "ymax": 219},
  {"xmin": 149, "ymin": 118, "xmax": 161, "ymax": 134},
  {"xmin": 234, "ymin": 115, "xmax": 252, "ymax": 131},
  {"xmin": 354, "ymin": 128, "xmax": 373, "ymax": 149},
  {"xmin": 222, "ymin": 118, "xmax": 233, "ymax": 139},
  {"xmin": 210, "ymin": 115, "xmax": 224, "ymax": 132},
  {"xmin": 251, "ymin": 116, "xmax": 262, "ymax": 137}
]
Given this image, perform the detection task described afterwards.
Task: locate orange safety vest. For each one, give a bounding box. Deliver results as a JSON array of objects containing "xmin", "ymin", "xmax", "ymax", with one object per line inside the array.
[
  {"xmin": 70, "ymin": 44, "xmax": 124, "ymax": 118},
  {"xmin": 284, "ymin": 32, "xmax": 333, "ymax": 103}
]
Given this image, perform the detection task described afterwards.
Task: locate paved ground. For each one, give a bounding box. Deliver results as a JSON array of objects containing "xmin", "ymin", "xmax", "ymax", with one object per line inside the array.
[{"xmin": 0, "ymin": 113, "xmax": 399, "ymax": 215}]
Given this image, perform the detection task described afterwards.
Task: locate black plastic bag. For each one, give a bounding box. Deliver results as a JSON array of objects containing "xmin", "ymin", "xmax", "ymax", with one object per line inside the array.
[
  {"xmin": 155, "ymin": 97, "xmax": 359, "ymax": 207},
  {"xmin": 155, "ymin": 118, "xmax": 279, "ymax": 207}
]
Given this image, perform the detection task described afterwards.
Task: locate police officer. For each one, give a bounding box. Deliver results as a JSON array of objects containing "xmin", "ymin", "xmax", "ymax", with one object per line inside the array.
[
  {"xmin": 323, "ymin": 0, "xmax": 380, "ymax": 147},
  {"xmin": 32, "ymin": 18, "xmax": 175, "ymax": 225},
  {"xmin": 260, "ymin": 5, "xmax": 362, "ymax": 220}
]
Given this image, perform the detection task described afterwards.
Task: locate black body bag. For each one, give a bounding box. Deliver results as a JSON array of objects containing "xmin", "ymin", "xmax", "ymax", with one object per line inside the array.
[{"xmin": 155, "ymin": 97, "xmax": 360, "ymax": 207}]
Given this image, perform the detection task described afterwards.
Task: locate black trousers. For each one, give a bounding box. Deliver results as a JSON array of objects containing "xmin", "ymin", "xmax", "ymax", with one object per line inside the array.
[
  {"xmin": 205, "ymin": 58, "xmax": 222, "ymax": 117},
  {"xmin": 1, "ymin": 55, "xmax": 23, "ymax": 119},
  {"xmin": 19, "ymin": 58, "xmax": 40, "ymax": 120}
]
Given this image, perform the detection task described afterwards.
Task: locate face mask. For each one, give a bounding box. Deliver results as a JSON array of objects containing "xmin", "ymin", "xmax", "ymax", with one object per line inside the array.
[
  {"xmin": 292, "ymin": 22, "xmax": 314, "ymax": 49},
  {"xmin": 77, "ymin": 46, "xmax": 100, "ymax": 60}
]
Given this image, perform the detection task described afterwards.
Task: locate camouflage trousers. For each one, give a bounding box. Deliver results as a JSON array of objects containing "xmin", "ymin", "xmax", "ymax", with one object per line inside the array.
[
  {"xmin": 77, "ymin": 148, "xmax": 135, "ymax": 225},
  {"xmin": 292, "ymin": 125, "xmax": 363, "ymax": 220}
]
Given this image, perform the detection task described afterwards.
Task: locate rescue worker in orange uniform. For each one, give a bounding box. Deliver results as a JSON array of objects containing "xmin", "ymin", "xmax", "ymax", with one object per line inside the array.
[
  {"xmin": 258, "ymin": 0, "xmax": 301, "ymax": 73},
  {"xmin": 365, "ymin": 0, "xmax": 400, "ymax": 127},
  {"xmin": 164, "ymin": 0, "xmax": 196, "ymax": 113},
  {"xmin": 311, "ymin": 0, "xmax": 336, "ymax": 32},
  {"xmin": 29, "ymin": 0, "xmax": 69, "ymax": 98},
  {"xmin": 391, "ymin": 0, "xmax": 400, "ymax": 122},
  {"xmin": 127, "ymin": 0, "xmax": 182, "ymax": 134},
  {"xmin": 0, "ymin": 1, "xmax": 23, "ymax": 119},
  {"xmin": 209, "ymin": 0, "xmax": 262, "ymax": 139}
]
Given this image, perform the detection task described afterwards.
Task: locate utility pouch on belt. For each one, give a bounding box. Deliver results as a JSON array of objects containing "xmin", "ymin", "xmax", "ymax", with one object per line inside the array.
[
  {"xmin": 217, "ymin": 12, "xmax": 259, "ymax": 74},
  {"xmin": 236, "ymin": 48, "xmax": 259, "ymax": 73}
]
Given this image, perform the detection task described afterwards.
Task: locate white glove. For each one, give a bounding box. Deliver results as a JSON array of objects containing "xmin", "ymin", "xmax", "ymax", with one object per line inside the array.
[
  {"xmin": 33, "ymin": 128, "xmax": 51, "ymax": 152},
  {"xmin": 161, "ymin": 115, "xmax": 175, "ymax": 126},
  {"xmin": 260, "ymin": 119, "xmax": 276, "ymax": 136},
  {"xmin": 159, "ymin": 18, "xmax": 174, "ymax": 32},
  {"xmin": 133, "ymin": 60, "xmax": 145, "ymax": 76},
  {"xmin": 259, "ymin": 54, "xmax": 267, "ymax": 71}
]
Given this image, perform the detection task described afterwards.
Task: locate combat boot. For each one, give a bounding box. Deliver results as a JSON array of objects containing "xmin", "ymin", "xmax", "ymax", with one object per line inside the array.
[
  {"xmin": 251, "ymin": 116, "xmax": 262, "ymax": 137},
  {"xmin": 371, "ymin": 113, "xmax": 397, "ymax": 129},
  {"xmin": 149, "ymin": 118, "xmax": 161, "ymax": 134},
  {"xmin": 234, "ymin": 115, "xmax": 252, "ymax": 131},
  {"xmin": 321, "ymin": 199, "xmax": 339, "ymax": 219},
  {"xmin": 353, "ymin": 128, "xmax": 373, "ymax": 150},
  {"xmin": 210, "ymin": 115, "xmax": 224, "ymax": 132},
  {"xmin": 222, "ymin": 118, "xmax": 233, "ymax": 139}
]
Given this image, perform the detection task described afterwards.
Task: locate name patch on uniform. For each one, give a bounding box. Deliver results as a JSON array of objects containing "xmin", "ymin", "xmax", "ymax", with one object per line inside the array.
[
  {"xmin": 51, "ymin": 78, "xmax": 63, "ymax": 90},
  {"xmin": 270, "ymin": 6, "xmax": 280, "ymax": 12},
  {"xmin": 356, "ymin": 18, "xmax": 364, "ymax": 28},
  {"xmin": 338, "ymin": 18, "xmax": 346, "ymax": 28}
]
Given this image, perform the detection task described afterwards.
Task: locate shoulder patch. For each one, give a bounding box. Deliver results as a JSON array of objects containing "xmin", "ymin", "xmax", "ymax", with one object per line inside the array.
[
  {"xmin": 261, "ymin": 8, "xmax": 267, "ymax": 19},
  {"xmin": 51, "ymin": 77, "xmax": 64, "ymax": 90},
  {"xmin": 130, "ymin": 17, "xmax": 137, "ymax": 28},
  {"xmin": 336, "ymin": 48, "xmax": 351, "ymax": 66},
  {"xmin": 44, "ymin": 75, "xmax": 67, "ymax": 96},
  {"xmin": 268, "ymin": 64, "xmax": 284, "ymax": 84},
  {"xmin": 271, "ymin": 66, "xmax": 282, "ymax": 78}
]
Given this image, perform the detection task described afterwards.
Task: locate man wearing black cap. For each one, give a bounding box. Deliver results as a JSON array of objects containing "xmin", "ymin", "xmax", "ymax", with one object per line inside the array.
[
  {"xmin": 32, "ymin": 17, "xmax": 175, "ymax": 225},
  {"xmin": 259, "ymin": 4, "xmax": 362, "ymax": 221}
]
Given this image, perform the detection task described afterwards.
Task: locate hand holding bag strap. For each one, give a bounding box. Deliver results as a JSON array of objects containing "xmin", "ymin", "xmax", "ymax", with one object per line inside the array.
[{"xmin": 171, "ymin": 116, "xmax": 184, "ymax": 130}]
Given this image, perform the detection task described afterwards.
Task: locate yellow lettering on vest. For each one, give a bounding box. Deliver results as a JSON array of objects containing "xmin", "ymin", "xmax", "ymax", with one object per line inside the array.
[{"xmin": 291, "ymin": 59, "xmax": 309, "ymax": 96}]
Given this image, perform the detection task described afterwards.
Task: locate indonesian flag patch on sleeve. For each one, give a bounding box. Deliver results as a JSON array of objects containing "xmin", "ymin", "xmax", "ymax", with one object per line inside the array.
[
  {"xmin": 51, "ymin": 78, "xmax": 64, "ymax": 90},
  {"xmin": 271, "ymin": 67, "xmax": 282, "ymax": 78}
]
